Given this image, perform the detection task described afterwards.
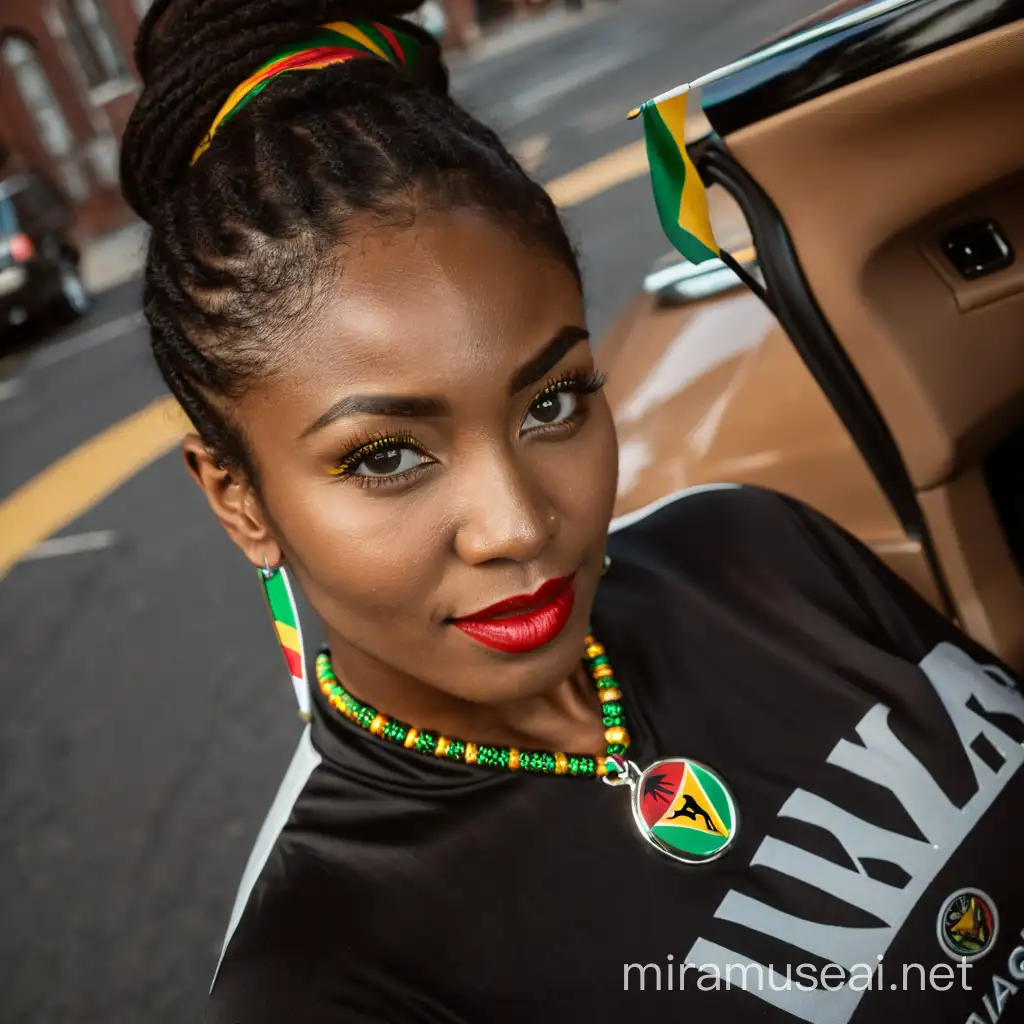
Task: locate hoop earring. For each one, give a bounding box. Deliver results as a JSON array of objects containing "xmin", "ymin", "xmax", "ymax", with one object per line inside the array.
[{"xmin": 258, "ymin": 557, "xmax": 311, "ymax": 721}]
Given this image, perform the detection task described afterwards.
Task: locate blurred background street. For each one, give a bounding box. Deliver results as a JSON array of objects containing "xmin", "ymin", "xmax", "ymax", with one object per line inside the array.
[{"xmin": 1, "ymin": 0, "xmax": 825, "ymax": 1020}]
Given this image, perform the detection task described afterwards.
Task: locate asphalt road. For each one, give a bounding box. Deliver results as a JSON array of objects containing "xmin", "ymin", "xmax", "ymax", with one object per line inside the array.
[{"xmin": 0, "ymin": 1, "xmax": 826, "ymax": 1020}]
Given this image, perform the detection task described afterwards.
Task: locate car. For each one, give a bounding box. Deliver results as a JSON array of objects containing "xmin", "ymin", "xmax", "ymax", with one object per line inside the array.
[
  {"xmin": 602, "ymin": 0, "xmax": 1024, "ymax": 670},
  {"xmin": 404, "ymin": 1, "xmax": 447, "ymax": 41},
  {"xmin": 0, "ymin": 170, "xmax": 90, "ymax": 340}
]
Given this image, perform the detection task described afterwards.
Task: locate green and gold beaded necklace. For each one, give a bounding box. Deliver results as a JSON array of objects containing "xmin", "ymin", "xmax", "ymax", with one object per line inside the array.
[
  {"xmin": 313, "ymin": 633, "xmax": 740, "ymax": 866},
  {"xmin": 315, "ymin": 633, "xmax": 627, "ymax": 779}
]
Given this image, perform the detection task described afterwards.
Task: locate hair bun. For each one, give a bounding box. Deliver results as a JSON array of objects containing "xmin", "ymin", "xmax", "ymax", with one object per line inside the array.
[
  {"xmin": 122, "ymin": 0, "xmax": 447, "ymax": 223},
  {"xmin": 136, "ymin": 0, "xmax": 431, "ymax": 82}
]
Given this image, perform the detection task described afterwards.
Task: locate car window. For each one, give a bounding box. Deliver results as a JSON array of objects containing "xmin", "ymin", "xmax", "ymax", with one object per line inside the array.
[
  {"xmin": 0, "ymin": 196, "xmax": 21, "ymax": 239},
  {"xmin": 1, "ymin": 178, "xmax": 67, "ymax": 234},
  {"xmin": 14, "ymin": 187, "xmax": 46, "ymax": 225}
]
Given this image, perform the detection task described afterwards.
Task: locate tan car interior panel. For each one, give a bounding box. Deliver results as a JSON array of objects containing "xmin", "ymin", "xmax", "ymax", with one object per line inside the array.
[
  {"xmin": 918, "ymin": 468, "xmax": 1024, "ymax": 665},
  {"xmin": 920, "ymin": 178, "xmax": 1024, "ymax": 316},
  {"xmin": 727, "ymin": 21, "xmax": 1024, "ymax": 668},
  {"xmin": 865, "ymin": 173, "xmax": 1024, "ymax": 474},
  {"xmin": 603, "ymin": 285, "xmax": 946, "ymax": 616}
]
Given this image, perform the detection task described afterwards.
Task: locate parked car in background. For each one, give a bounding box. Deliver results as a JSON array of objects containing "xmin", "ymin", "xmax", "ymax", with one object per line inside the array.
[
  {"xmin": 405, "ymin": 1, "xmax": 447, "ymax": 40},
  {"xmin": 603, "ymin": 0, "xmax": 1024, "ymax": 670},
  {"xmin": 0, "ymin": 170, "xmax": 90, "ymax": 341}
]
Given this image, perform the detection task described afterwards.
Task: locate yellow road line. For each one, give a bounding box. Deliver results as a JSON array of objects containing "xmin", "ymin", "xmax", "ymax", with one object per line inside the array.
[
  {"xmin": 0, "ymin": 140, "xmax": 655, "ymax": 579},
  {"xmin": 0, "ymin": 396, "xmax": 189, "ymax": 579},
  {"xmin": 547, "ymin": 139, "xmax": 648, "ymax": 208}
]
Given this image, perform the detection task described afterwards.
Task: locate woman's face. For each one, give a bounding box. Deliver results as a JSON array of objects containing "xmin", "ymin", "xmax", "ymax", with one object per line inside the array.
[{"xmin": 196, "ymin": 207, "xmax": 618, "ymax": 705}]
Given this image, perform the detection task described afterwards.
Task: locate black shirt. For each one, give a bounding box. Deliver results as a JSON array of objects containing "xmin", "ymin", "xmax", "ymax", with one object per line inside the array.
[{"xmin": 208, "ymin": 486, "xmax": 1024, "ymax": 1024}]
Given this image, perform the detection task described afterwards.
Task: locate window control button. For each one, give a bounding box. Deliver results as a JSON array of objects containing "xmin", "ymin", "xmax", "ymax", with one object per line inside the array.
[{"xmin": 941, "ymin": 220, "xmax": 1014, "ymax": 280}]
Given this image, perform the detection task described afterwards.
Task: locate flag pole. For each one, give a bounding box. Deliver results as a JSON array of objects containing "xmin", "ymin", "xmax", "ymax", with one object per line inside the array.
[
  {"xmin": 627, "ymin": 81, "xmax": 691, "ymax": 120},
  {"xmin": 626, "ymin": 0, "xmax": 919, "ymax": 119}
]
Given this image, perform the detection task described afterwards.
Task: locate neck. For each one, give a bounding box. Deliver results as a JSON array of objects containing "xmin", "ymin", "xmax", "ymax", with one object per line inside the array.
[{"xmin": 320, "ymin": 628, "xmax": 606, "ymax": 756}]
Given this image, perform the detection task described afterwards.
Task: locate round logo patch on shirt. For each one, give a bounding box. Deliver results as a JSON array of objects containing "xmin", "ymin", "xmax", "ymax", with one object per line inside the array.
[
  {"xmin": 937, "ymin": 889, "xmax": 999, "ymax": 961},
  {"xmin": 633, "ymin": 758, "xmax": 738, "ymax": 864}
]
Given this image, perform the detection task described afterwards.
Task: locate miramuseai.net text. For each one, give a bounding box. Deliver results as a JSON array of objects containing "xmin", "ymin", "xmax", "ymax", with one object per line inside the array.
[{"xmin": 623, "ymin": 957, "xmax": 973, "ymax": 993}]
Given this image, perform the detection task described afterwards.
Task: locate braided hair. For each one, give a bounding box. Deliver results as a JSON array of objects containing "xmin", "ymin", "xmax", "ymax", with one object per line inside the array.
[{"xmin": 121, "ymin": 0, "xmax": 580, "ymax": 484}]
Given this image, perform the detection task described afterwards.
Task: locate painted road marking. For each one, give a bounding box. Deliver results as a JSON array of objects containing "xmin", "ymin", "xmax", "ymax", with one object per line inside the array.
[
  {"xmin": 0, "ymin": 396, "xmax": 188, "ymax": 579},
  {"xmin": 511, "ymin": 134, "xmax": 552, "ymax": 174},
  {"xmin": 495, "ymin": 38, "xmax": 653, "ymax": 126},
  {"xmin": 0, "ymin": 137, "xmax": 659, "ymax": 580},
  {"xmin": 547, "ymin": 138, "xmax": 648, "ymax": 207},
  {"xmin": 20, "ymin": 530, "xmax": 117, "ymax": 562}
]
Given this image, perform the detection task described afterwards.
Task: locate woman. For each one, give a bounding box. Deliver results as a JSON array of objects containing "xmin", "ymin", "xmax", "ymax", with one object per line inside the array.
[{"xmin": 121, "ymin": 3, "xmax": 1024, "ymax": 1021}]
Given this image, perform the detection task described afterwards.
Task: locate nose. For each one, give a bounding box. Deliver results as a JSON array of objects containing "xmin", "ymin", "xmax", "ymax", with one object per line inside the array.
[{"xmin": 452, "ymin": 446, "xmax": 558, "ymax": 566}]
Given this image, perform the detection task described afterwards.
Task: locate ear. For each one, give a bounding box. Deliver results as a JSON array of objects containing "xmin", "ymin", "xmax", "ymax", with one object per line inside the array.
[{"xmin": 182, "ymin": 433, "xmax": 281, "ymax": 571}]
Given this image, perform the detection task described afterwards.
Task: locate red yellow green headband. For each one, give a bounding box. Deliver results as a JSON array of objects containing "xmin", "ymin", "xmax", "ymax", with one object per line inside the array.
[{"xmin": 191, "ymin": 20, "xmax": 419, "ymax": 165}]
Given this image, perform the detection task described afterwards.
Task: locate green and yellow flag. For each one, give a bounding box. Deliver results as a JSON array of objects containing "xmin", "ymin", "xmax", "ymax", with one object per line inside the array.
[{"xmin": 637, "ymin": 91, "xmax": 720, "ymax": 264}]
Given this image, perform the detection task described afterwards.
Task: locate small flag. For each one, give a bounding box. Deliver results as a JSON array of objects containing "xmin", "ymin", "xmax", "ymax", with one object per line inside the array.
[
  {"xmin": 260, "ymin": 566, "xmax": 311, "ymax": 719},
  {"xmin": 638, "ymin": 90, "xmax": 720, "ymax": 264}
]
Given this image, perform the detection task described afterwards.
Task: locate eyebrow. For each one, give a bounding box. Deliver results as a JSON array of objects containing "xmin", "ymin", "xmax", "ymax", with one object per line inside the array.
[
  {"xmin": 508, "ymin": 325, "xmax": 590, "ymax": 395},
  {"xmin": 302, "ymin": 394, "xmax": 450, "ymax": 437},
  {"xmin": 301, "ymin": 324, "xmax": 590, "ymax": 437}
]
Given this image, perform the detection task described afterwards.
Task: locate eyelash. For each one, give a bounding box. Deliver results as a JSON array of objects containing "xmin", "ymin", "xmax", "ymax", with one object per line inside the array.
[
  {"xmin": 328, "ymin": 429, "xmax": 420, "ymax": 487},
  {"xmin": 329, "ymin": 369, "xmax": 607, "ymax": 488},
  {"xmin": 528, "ymin": 369, "xmax": 607, "ymax": 434},
  {"xmin": 539, "ymin": 368, "xmax": 607, "ymax": 400}
]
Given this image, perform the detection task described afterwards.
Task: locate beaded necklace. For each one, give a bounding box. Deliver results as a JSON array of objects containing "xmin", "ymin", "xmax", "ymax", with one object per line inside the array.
[
  {"xmin": 314, "ymin": 633, "xmax": 629, "ymax": 777},
  {"xmin": 313, "ymin": 632, "xmax": 740, "ymax": 866}
]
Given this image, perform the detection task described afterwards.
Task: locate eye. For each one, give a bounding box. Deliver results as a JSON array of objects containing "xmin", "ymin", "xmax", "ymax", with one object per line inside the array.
[
  {"xmin": 330, "ymin": 435, "xmax": 434, "ymax": 484},
  {"xmin": 521, "ymin": 389, "xmax": 580, "ymax": 433},
  {"xmin": 351, "ymin": 443, "xmax": 429, "ymax": 478},
  {"xmin": 520, "ymin": 370, "xmax": 606, "ymax": 435}
]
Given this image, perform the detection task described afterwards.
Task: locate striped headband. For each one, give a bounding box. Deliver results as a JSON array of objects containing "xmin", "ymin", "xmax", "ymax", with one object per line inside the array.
[{"xmin": 191, "ymin": 20, "xmax": 419, "ymax": 165}]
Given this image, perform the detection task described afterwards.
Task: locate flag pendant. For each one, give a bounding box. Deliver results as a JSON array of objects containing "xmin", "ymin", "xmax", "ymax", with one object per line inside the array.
[{"xmin": 607, "ymin": 757, "xmax": 739, "ymax": 865}]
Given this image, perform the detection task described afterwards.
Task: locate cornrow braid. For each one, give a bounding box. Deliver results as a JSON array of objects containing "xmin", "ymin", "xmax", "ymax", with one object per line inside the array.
[{"xmin": 121, "ymin": 0, "xmax": 581, "ymax": 484}]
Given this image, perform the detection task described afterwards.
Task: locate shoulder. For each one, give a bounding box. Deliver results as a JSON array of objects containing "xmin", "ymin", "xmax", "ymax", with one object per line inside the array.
[
  {"xmin": 603, "ymin": 484, "xmax": 949, "ymax": 662},
  {"xmin": 608, "ymin": 482, "xmax": 767, "ymax": 536},
  {"xmin": 609, "ymin": 482, "xmax": 869, "ymax": 591},
  {"xmin": 607, "ymin": 483, "xmax": 829, "ymax": 587},
  {"xmin": 207, "ymin": 866, "xmax": 366, "ymax": 1024},
  {"xmin": 608, "ymin": 483, "xmax": 800, "ymax": 551},
  {"xmin": 208, "ymin": 816, "xmax": 419, "ymax": 1024},
  {"xmin": 207, "ymin": 729, "xmax": 411, "ymax": 1023},
  {"xmin": 207, "ymin": 728, "xmax": 335, "ymax": 1020},
  {"xmin": 207, "ymin": 807, "xmax": 383, "ymax": 1024}
]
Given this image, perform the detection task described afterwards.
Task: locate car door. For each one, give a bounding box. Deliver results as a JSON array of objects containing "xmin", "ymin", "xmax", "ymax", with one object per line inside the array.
[
  {"xmin": 601, "ymin": 175, "xmax": 947, "ymax": 614},
  {"xmin": 701, "ymin": 0, "xmax": 1024, "ymax": 668},
  {"xmin": 604, "ymin": 0, "xmax": 1024, "ymax": 670}
]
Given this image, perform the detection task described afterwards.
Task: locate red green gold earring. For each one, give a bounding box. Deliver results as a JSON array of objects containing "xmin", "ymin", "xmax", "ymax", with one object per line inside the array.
[{"xmin": 259, "ymin": 556, "xmax": 311, "ymax": 721}]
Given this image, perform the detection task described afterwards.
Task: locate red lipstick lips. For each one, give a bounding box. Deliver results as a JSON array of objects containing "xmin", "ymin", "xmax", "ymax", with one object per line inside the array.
[{"xmin": 453, "ymin": 576, "xmax": 576, "ymax": 654}]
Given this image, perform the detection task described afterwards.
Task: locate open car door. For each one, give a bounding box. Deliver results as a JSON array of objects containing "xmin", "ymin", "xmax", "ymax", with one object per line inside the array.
[{"xmin": 604, "ymin": 0, "xmax": 1024, "ymax": 670}]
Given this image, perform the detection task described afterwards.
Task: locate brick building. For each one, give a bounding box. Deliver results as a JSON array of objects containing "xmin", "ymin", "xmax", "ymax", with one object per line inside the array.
[
  {"xmin": 0, "ymin": 0, "xmax": 551, "ymax": 241},
  {"xmin": 0, "ymin": 0, "xmax": 151, "ymax": 238}
]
